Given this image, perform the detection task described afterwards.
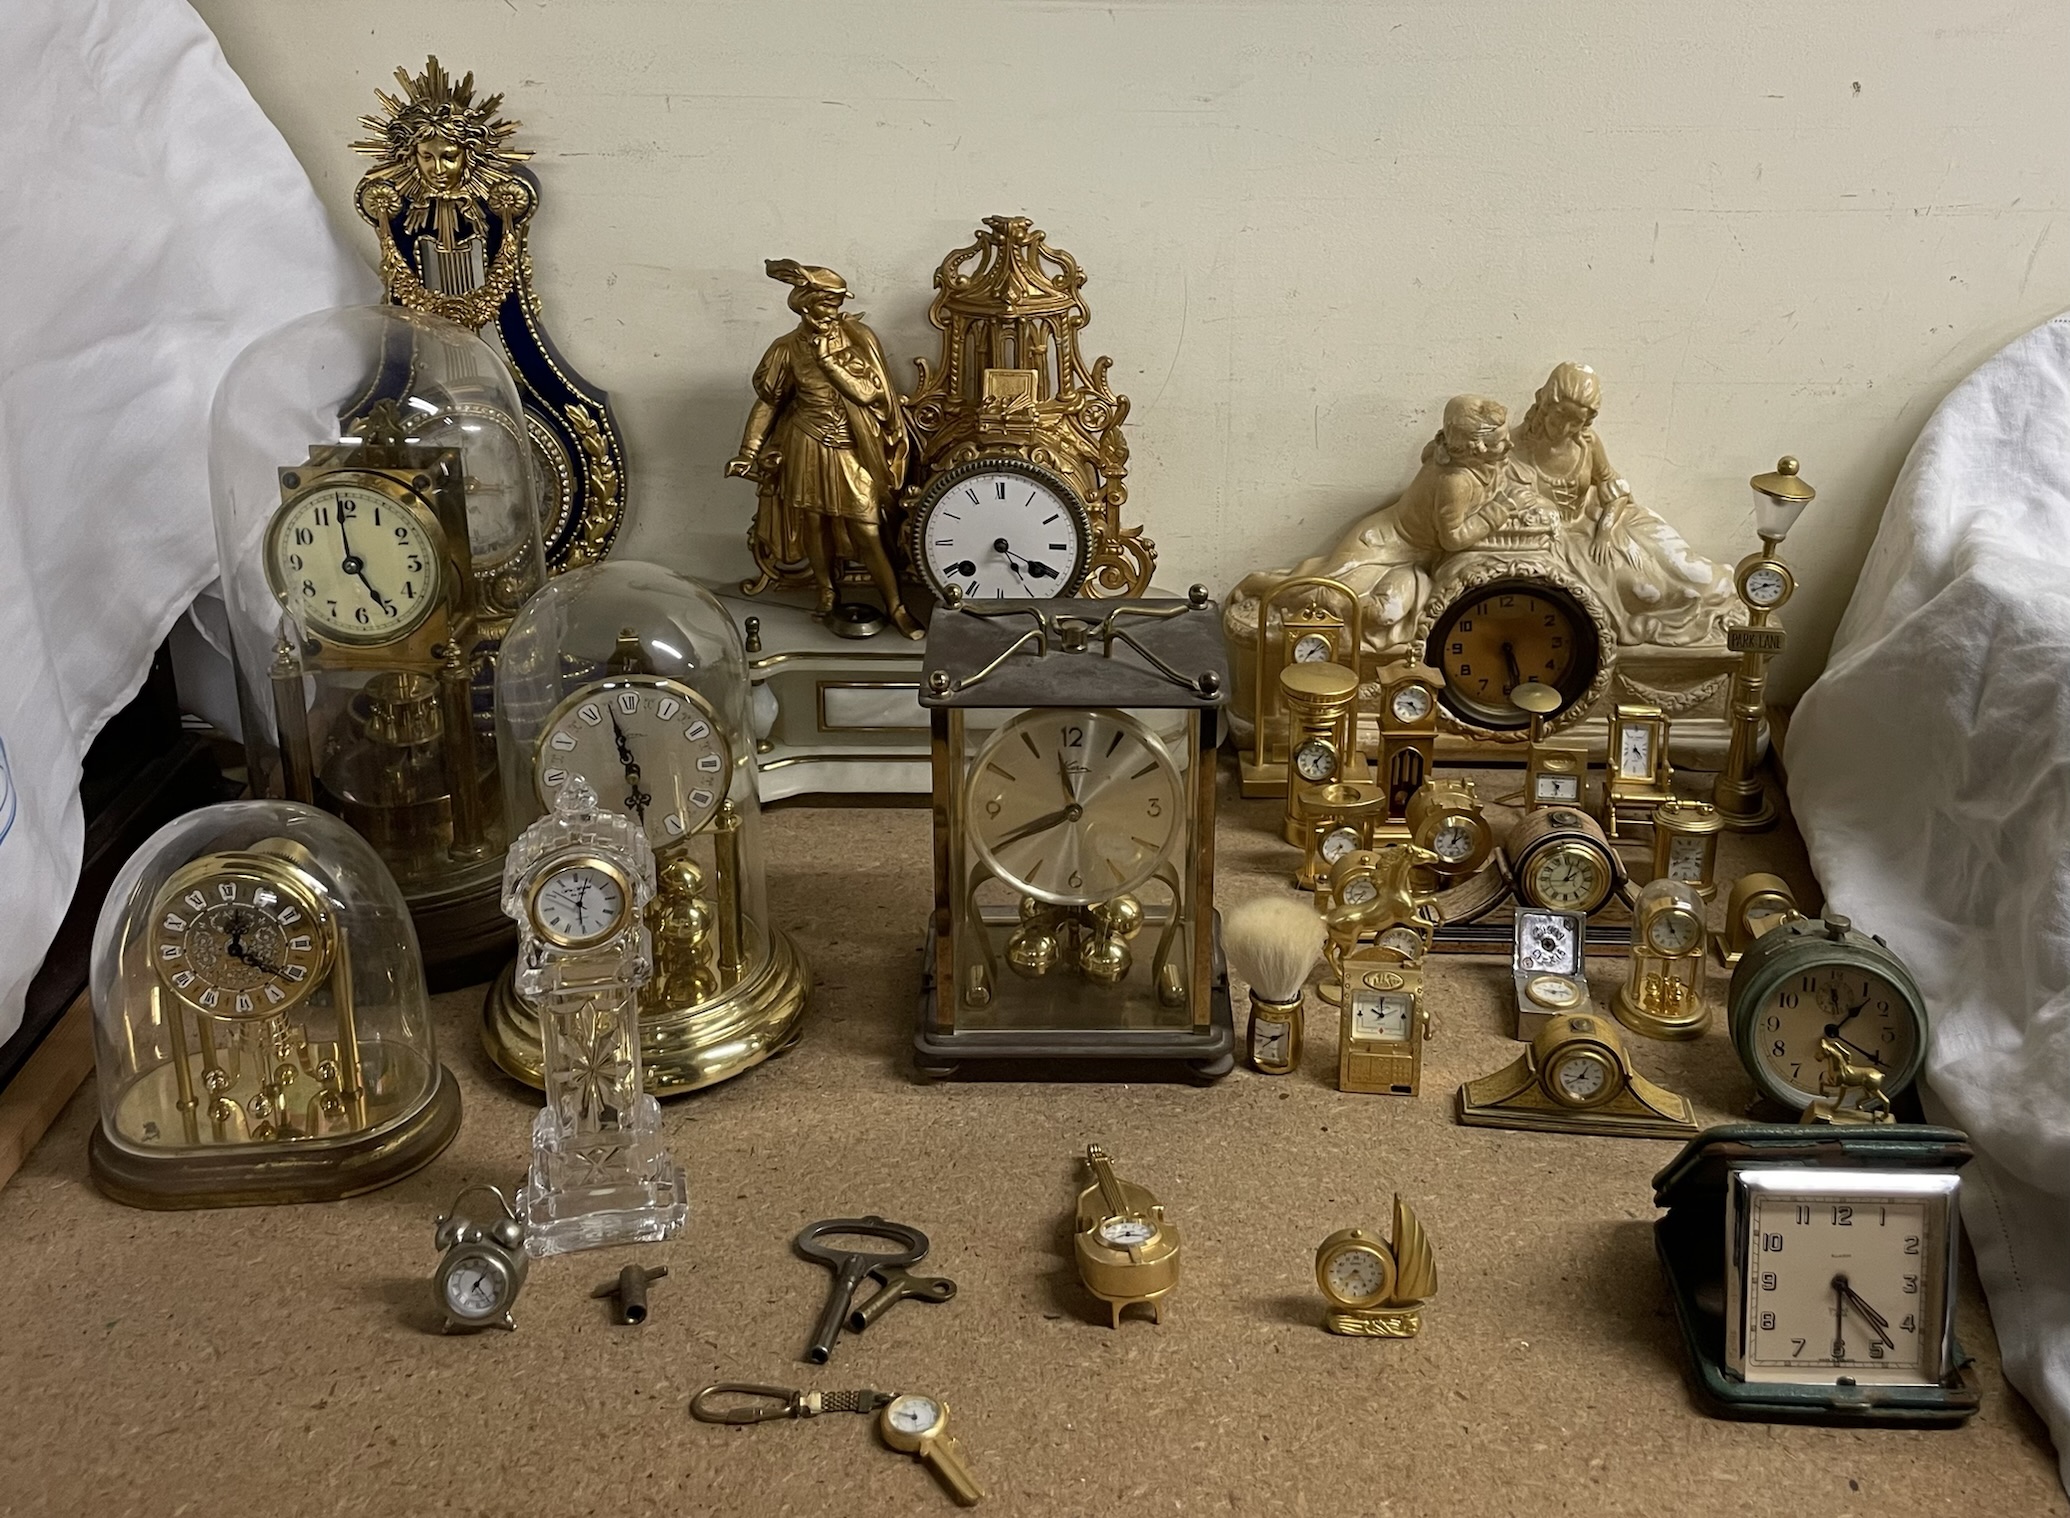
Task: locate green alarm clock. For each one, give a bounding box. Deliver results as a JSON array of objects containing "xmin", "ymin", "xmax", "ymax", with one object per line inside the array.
[{"xmin": 1727, "ymin": 914, "xmax": 1930, "ymax": 1115}]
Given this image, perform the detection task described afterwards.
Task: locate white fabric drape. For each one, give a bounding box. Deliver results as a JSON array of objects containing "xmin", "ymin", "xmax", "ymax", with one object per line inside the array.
[
  {"xmin": 1788, "ymin": 312, "xmax": 2070, "ymax": 1488},
  {"xmin": 0, "ymin": 0, "xmax": 372, "ymax": 1044}
]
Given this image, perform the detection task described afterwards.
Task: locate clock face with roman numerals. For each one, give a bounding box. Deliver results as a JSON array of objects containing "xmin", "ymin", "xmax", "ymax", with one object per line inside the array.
[
  {"xmin": 909, "ymin": 456, "xmax": 1092, "ymax": 602},
  {"xmin": 148, "ymin": 853, "xmax": 335, "ymax": 1018},
  {"xmin": 534, "ymin": 676, "xmax": 733, "ymax": 849}
]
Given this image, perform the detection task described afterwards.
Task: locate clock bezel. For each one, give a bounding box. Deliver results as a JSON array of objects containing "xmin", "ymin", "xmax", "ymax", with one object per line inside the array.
[
  {"xmin": 264, "ymin": 470, "xmax": 450, "ymax": 649},
  {"xmin": 907, "ymin": 454, "xmax": 1094, "ymax": 603},
  {"xmin": 523, "ymin": 850, "xmax": 638, "ymax": 951}
]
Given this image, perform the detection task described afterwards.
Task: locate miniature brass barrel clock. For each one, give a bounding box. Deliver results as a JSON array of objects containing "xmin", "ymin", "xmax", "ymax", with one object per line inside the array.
[
  {"xmin": 918, "ymin": 591, "xmax": 1232, "ymax": 1080},
  {"xmin": 88, "ymin": 802, "xmax": 461, "ymax": 1208},
  {"xmin": 489, "ymin": 561, "xmax": 810, "ymax": 1095},
  {"xmin": 1278, "ymin": 662, "xmax": 1363, "ymax": 846},
  {"xmin": 208, "ymin": 304, "xmax": 545, "ymax": 983}
]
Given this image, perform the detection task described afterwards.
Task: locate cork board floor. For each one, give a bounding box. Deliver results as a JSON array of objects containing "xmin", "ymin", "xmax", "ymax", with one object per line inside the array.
[{"xmin": 0, "ymin": 768, "xmax": 2062, "ymax": 1517}]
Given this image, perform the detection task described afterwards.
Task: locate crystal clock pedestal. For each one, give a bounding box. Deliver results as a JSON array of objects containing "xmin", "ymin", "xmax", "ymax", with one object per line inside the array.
[{"xmin": 519, "ymin": 1090, "xmax": 687, "ymax": 1258}]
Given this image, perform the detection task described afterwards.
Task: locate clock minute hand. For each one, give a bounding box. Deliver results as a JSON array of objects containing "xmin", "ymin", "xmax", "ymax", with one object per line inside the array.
[
  {"xmin": 993, "ymin": 802, "xmax": 1082, "ymax": 848},
  {"xmin": 1839, "ymin": 1281, "xmax": 1896, "ymax": 1349},
  {"xmin": 337, "ymin": 519, "xmax": 394, "ymax": 613}
]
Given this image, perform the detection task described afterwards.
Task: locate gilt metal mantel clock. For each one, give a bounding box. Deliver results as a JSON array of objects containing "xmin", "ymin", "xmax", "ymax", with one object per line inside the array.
[
  {"xmin": 903, "ymin": 216, "xmax": 1157, "ymax": 603},
  {"xmin": 917, "ymin": 589, "xmax": 1231, "ymax": 1080},
  {"xmin": 353, "ymin": 56, "xmax": 626, "ymax": 572}
]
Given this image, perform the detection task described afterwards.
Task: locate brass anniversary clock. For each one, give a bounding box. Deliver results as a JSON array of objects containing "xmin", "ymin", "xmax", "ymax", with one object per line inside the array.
[
  {"xmin": 903, "ymin": 216, "xmax": 1157, "ymax": 604},
  {"xmin": 918, "ymin": 590, "xmax": 1231, "ymax": 1079}
]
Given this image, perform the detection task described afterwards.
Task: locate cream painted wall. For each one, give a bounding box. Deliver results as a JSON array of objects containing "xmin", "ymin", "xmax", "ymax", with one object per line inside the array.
[{"xmin": 191, "ymin": 0, "xmax": 2070, "ymax": 699}]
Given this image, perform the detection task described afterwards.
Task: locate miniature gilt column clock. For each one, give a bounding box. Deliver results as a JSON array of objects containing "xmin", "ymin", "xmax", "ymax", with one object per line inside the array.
[
  {"xmin": 1375, "ymin": 660, "xmax": 1441, "ymax": 827},
  {"xmin": 506, "ymin": 778, "xmax": 686, "ymax": 1255},
  {"xmin": 918, "ymin": 590, "xmax": 1232, "ymax": 1080},
  {"xmin": 903, "ymin": 216, "xmax": 1157, "ymax": 606},
  {"xmin": 1240, "ymin": 576, "xmax": 1361, "ymax": 797},
  {"xmin": 1278, "ymin": 662, "xmax": 1363, "ymax": 846},
  {"xmin": 1714, "ymin": 458, "xmax": 1814, "ymax": 831},
  {"xmin": 207, "ymin": 303, "xmax": 545, "ymax": 984}
]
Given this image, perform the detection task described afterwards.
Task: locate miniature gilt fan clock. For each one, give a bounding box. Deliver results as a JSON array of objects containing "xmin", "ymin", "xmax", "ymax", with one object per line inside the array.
[
  {"xmin": 490, "ymin": 561, "xmax": 811, "ymax": 1095},
  {"xmin": 88, "ymin": 802, "xmax": 461, "ymax": 1208},
  {"xmin": 209, "ymin": 303, "xmax": 544, "ymax": 984},
  {"xmin": 918, "ymin": 590, "xmax": 1231, "ymax": 1080},
  {"xmin": 903, "ymin": 216, "xmax": 1156, "ymax": 604}
]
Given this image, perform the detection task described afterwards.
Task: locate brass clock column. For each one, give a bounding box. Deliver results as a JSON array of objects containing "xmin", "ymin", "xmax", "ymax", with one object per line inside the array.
[
  {"xmin": 1714, "ymin": 457, "xmax": 1814, "ymax": 831},
  {"xmin": 1279, "ymin": 662, "xmax": 1363, "ymax": 846}
]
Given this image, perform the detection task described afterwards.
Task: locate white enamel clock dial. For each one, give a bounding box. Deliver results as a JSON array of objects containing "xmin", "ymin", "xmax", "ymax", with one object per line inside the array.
[
  {"xmin": 1390, "ymin": 684, "xmax": 1434, "ymax": 723},
  {"xmin": 1291, "ymin": 632, "xmax": 1334, "ymax": 664},
  {"xmin": 1528, "ymin": 850, "xmax": 1607, "ymax": 911},
  {"xmin": 1534, "ymin": 772, "xmax": 1580, "ymax": 803},
  {"xmin": 1098, "ymin": 1217, "xmax": 1157, "ymax": 1247},
  {"xmin": 1430, "ymin": 821, "xmax": 1476, "ymax": 864},
  {"xmin": 1743, "ymin": 564, "xmax": 1790, "ymax": 608},
  {"xmin": 537, "ymin": 676, "xmax": 731, "ymax": 847},
  {"xmin": 442, "ymin": 1255, "xmax": 507, "ymax": 1319},
  {"xmin": 1666, "ymin": 834, "xmax": 1710, "ymax": 885},
  {"xmin": 1647, "ymin": 908, "xmax": 1704, "ymax": 955},
  {"xmin": 1376, "ymin": 925, "xmax": 1425, "ymax": 961},
  {"xmin": 150, "ymin": 861, "xmax": 330, "ymax": 1018},
  {"xmin": 966, "ymin": 708, "xmax": 1182, "ymax": 907},
  {"xmin": 1292, "ymin": 738, "xmax": 1339, "ymax": 783},
  {"xmin": 913, "ymin": 459, "xmax": 1090, "ymax": 600},
  {"xmin": 1352, "ymin": 992, "xmax": 1413, "ymax": 1042},
  {"xmin": 1616, "ymin": 725, "xmax": 1655, "ymax": 780},
  {"xmin": 267, "ymin": 483, "xmax": 441, "ymax": 646},
  {"xmin": 530, "ymin": 861, "xmax": 629, "ymax": 948},
  {"xmin": 1552, "ymin": 1052, "xmax": 1611, "ymax": 1102},
  {"xmin": 1339, "ymin": 875, "xmax": 1379, "ymax": 907},
  {"xmin": 1525, "ymin": 973, "xmax": 1582, "ymax": 1010},
  {"xmin": 885, "ymin": 1395, "xmax": 944, "ymax": 1436},
  {"xmin": 1517, "ymin": 912, "xmax": 1578, "ymax": 973},
  {"xmin": 1322, "ymin": 1243, "xmax": 1392, "ymax": 1307},
  {"xmin": 1320, "ymin": 825, "xmax": 1361, "ymax": 863}
]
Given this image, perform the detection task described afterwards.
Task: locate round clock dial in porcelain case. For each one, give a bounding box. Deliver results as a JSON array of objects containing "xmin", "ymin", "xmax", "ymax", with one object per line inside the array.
[
  {"xmin": 535, "ymin": 676, "xmax": 733, "ymax": 848},
  {"xmin": 1423, "ymin": 577, "xmax": 1604, "ymax": 730},
  {"xmin": 908, "ymin": 457, "xmax": 1092, "ymax": 602}
]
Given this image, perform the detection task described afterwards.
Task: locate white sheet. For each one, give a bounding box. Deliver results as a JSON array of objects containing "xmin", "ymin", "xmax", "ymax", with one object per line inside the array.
[
  {"xmin": 0, "ymin": 0, "xmax": 372, "ymax": 1044},
  {"xmin": 1788, "ymin": 312, "xmax": 2070, "ymax": 1485}
]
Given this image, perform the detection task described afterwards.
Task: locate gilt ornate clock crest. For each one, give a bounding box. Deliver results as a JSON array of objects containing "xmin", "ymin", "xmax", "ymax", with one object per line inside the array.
[
  {"xmin": 352, "ymin": 58, "xmax": 627, "ymax": 575},
  {"xmin": 903, "ymin": 216, "xmax": 1157, "ymax": 601}
]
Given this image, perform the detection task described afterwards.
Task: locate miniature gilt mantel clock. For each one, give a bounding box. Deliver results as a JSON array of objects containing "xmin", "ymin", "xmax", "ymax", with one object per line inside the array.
[
  {"xmin": 918, "ymin": 590, "xmax": 1231, "ymax": 1080},
  {"xmin": 903, "ymin": 216, "xmax": 1157, "ymax": 604},
  {"xmin": 489, "ymin": 561, "xmax": 810, "ymax": 1095},
  {"xmin": 209, "ymin": 304, "xmax": 544, "ymax": 984},
  {"xmin": 353, "ymin": 57, "xmax": 626, "ymax": 571},
  {"xmin": 88, "ymin": 802, "xmax": 461, "ymax": 1208}
]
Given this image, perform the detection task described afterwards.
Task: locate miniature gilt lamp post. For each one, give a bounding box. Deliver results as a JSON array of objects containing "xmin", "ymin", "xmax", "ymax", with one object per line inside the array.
[{"xmin": 1712, "ymin": 458, "xmax": 1814, "ymax": 832}]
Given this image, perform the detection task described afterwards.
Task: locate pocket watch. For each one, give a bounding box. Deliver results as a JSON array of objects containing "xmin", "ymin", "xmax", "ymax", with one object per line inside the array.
[
  {"xmin": 907, "ymin": 455, "xmax": 1093, "ymax": 602},
  {"xmin": 433, "ymin": 1185, "xmax": 530, "ymax": 1333},
  {"xmin": 1616, "ymin": 879, "xmax": 1711, "ymax": 1040},
  {"xmin": 1513, "ymin": 906, "xmax": 1589, "ymax": 1039},
  {"xmin": 1728, "ymin": 914, "xmax": 1929, "ymax": 1115},
  {"xmin": 1715, "ymin": 873, "xmax": 1800, "ymax": 968},
  {"xmin": 1338, "ymin": 960, "xmax": 1426, "ymax": 1096},
  {"xmin": 1653, "ymin": 1123, "xmax": 1977, "ymax": 1424},
  {"xmin": 1405, "ymin": 777, "xmax": 1492, "ymax": 880},
  {"xmin": 1649, "ymin": 798, "xmax": 1724, "ymax": 900},
  {"xmin": 1295, "ymin": 780, "xmax": 1386, "ymax": 892},
  {"xmin": 1457, "ymin": 1011, "xmax": 1698, "ymax": 1139},
  {"xmin": 1507, "ymin": 807, "xmax": 1621, "ymax": 915},
  {"xmin": 1316, "ymin": 1197, "xmax": 1436, "ymax": 1337},
  {"xmin": 1073, "ymin": 1144, "xmax": 1180, "ymax": 1327}
]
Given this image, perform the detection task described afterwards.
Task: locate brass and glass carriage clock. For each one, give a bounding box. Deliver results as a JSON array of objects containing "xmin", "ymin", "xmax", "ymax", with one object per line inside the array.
[
  {"xmin": 1240, "ymin": 576, "xmax": 1360, "ymax": 797},
  {"xmin": 1375, "ymin": 660, "xmax": 1442, "ymax": 825},
  {"xmin": 209, "ymin": 304, "xmax": 544, "ymax": 983},
  {"xmin": 489, "ymin": 561, "xmax": 810, "ymax": 1094},
  {"xmin": 1278, "ymin": 662, "xmax": 1363, "ymax": 845},
  {"xmin": 88, "ymin": 802, "xmax": 461, "ymax": 1208},
  {"xmin": 902, "ymin": 216, "xmax": 1157, "ymax": 607},
  {"xmin": 918, "ymin": 590, "xmax": 1231, "ymax": 1080},
  {"xmin": 1650, "ymin": 797, "xmax": 1724, "ymax": 899}
]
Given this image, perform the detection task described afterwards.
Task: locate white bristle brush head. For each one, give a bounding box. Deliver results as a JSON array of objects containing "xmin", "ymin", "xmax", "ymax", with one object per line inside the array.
[{"xmin": 1222, "ymin": 895, "xmax": 1326, "ymax": 1005}]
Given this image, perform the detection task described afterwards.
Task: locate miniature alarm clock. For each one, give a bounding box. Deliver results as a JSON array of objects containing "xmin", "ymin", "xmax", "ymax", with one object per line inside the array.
[
  {"xmin": 1616, "ymin": 879, "xmax": 1711, "ymax": 1041},
  {"xmin": 433, "ymin": 1184, "xmax": 530, "ymax": 1332},
  {"xmin": 1728, "ymin": 914, "xmax": 1930, "ymax": 1116},
  {"xmin": 1507, "ymin": 807, "xmax": 1622, "ymax": 916}
]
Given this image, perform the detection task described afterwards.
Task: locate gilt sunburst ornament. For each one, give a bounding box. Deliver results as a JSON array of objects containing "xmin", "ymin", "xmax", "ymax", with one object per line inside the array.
[{"xmin": 351, "ymin": 56, "xmax": 531, "ymax": 236}]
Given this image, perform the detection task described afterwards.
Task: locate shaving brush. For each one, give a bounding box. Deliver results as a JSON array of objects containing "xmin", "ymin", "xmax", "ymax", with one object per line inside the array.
[{"xmin": 1224, "ymin": 894, "xmax": 1326, "ymax": 1075}]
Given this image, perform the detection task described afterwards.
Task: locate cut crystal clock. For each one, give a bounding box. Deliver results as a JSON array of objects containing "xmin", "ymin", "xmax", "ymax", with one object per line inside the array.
[
  {"xmin": 88, "ymin": 801, "xmax": 460, "ymax": 1208},
  {"xmin": 918, "ymin": 591, "xmax": 1230, "ymax": 1079},
  {"xmin": 505, "ymin": 777, "xmax": 685, "ymax": 1256}
]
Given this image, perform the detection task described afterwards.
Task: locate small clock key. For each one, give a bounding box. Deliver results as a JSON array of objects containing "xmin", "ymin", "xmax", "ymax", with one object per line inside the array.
[
  {"xmin": 793, "ymin": 1215, "xmax": 930, "ymax": 1364},
  {"xmin": 879, "ymin": 1393, "xmax": 984, "ymax": 1506},
  {"xmin": 848, "ymin": 1266, "xmax": 958, "ymax": 1333}
]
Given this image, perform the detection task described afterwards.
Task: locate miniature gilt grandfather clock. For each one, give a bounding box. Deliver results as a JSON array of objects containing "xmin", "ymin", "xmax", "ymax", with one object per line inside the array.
[
  {"xmin": 918, "ymin": 590, "xmax": 1232, "ymax": 1081},
  {"xmin": 1376, "ymin": 660, "xmax": 1441, "ymax": 826},
  {"xmin": 902, "ymin": 215, "xmax": 1157, "ymax": 604}
]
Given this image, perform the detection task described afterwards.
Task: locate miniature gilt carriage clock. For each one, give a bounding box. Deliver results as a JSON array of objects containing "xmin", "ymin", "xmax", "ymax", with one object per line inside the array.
[
  {"xmin": 903, "ymin": 216, "xmax": 1157, "ymax": 606},
  {"xmin": 88, "ymin": 802, "xmax": 461, "ymax": 1207},
  {"xmin": 1649, "ymin": 797, "xmax": 1724, "ymax": 899},
  {"xmin": 208, "ymin": 304, "xmax": 545, "ymax": 983},
  {"xmin": 918, "ymin": 590, "xmax": 1232, "ymax": 1080},
  {"xmin": 1604, "ymin": 704, "xmax": 1674, "ymax": 837},
  {"xmin": 489, "ymin": 561, "xmax": 810, "ymax": 1094}
]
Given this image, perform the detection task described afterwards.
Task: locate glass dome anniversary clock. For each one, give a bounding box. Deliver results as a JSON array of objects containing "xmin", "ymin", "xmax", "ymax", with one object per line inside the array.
[
  {"xmin": 917, "ymin": 589, "xmax": 1232, "ymax": 1080},
  {"xmin": 208, "ymin": 304, "xmax": 545, "ymax": 985},
  {"xmin": 487, "ymin": 560, "xmax": 810, "ymax": 1094}
]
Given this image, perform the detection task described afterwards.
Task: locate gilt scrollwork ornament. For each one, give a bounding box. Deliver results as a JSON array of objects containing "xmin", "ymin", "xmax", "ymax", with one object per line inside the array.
[
  {"xmin": 904, "ymin": 216, "xmax": 1157, "ymax": 598},
  {"xmin": 351, "ymin": 57, "xmax": 627, "ymax": 574}
]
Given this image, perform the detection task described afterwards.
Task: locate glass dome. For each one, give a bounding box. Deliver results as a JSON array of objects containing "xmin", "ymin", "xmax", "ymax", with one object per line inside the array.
[
  {"xmin": 207, "ymin": 304, "xmax": 545, "ymax": 983},
  {"xmin": 486, "ymin": 560, "xmax": 810, "ymax": 1094},
  {"xmin": 88, "ymin": 801, "xmax": 460, "ymax": 1208}
]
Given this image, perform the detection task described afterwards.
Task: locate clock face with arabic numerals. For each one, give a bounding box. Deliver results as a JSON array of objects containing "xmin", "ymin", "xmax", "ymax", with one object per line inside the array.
[{"xmin": 909, "ymin": 457, "xmax": 1092, "ymax": 602}]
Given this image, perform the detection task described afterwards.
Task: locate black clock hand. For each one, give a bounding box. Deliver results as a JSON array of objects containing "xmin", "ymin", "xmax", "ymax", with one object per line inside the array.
[
  {"xmin": 1057, "ymin": 748, "xmax": 1079, "ymax": 804},
  {"xmin": 1502, "ymin": 641, "xmax": 1522, "ymax": 690},
  {"xmin": 1832, "ymin": 1277, "xmax": 1848, "ymax": 1361},
  {"xmin": 1839, "ymin": 1280, "xmax": 1896, "ymax": 1349},
  {"xmin": 337, "ymin": 519, "xmax": 394, "ymax": 613},
  {"xmin": 609, "ymin": 715, "xmax": 651, "ymax": 823},
  {"xmin": 997, "ymin": 542, "xmax": 1060, "ymax": 580}
]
